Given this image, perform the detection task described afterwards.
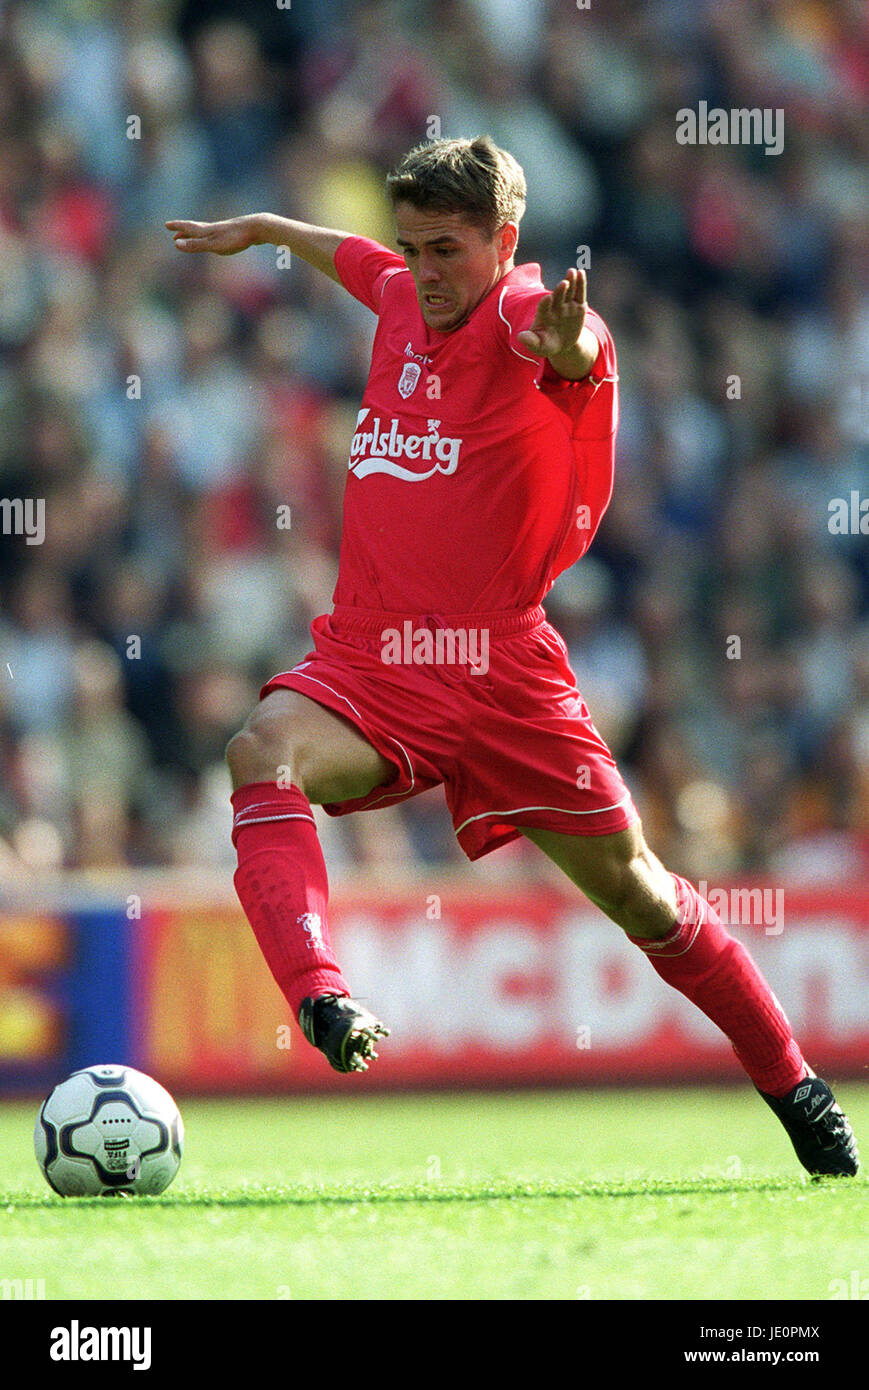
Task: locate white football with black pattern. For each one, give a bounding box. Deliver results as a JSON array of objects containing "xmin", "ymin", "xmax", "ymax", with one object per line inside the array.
[{"xmin": 35, "ymin": 1064, "xmax": 184, "ymax": 1197}]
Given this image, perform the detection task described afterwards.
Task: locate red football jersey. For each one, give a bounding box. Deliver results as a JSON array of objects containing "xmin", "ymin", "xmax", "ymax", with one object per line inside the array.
[{"xmin": 332, "ymin": 236, "xmax": 618, "ymax": 613}]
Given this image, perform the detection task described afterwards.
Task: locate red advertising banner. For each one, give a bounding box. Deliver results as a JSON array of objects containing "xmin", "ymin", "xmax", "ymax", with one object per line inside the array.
[
  {"xmin": 0, "ymin": 917, "xmax": 69, "ymax": 1068},
  {"xmin": 136, "ymin": 886, "xmax": 869, "ymax": 1091}
]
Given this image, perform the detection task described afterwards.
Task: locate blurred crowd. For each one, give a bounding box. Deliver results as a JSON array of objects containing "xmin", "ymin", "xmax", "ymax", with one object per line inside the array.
[{"xmin": 0, "ymin": 0, "xmax": 867, "ymax": 883}]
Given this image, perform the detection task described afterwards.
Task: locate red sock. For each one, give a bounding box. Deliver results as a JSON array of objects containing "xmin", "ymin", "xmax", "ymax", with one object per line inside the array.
[
  {"xmin": 231, "ymin": 781, "xmax": 349, "ymax": 1018},
  {"xmin": 628, "ymin": 875, "xmax": 807, "ymax": 1097}
]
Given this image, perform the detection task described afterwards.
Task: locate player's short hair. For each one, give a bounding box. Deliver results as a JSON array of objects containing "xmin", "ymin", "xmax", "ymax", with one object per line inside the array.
[{"xmin": 386, "ymin": 136, "xmax": 526, "ymax": 238}]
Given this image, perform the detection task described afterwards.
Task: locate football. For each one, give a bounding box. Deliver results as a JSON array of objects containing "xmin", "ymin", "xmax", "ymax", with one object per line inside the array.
[{"xmin": 35, "ymin": 1064, "xmax": 184, "ymax": 1197}]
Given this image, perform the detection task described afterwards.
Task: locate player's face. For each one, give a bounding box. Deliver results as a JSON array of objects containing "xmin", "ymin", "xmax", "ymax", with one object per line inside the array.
[{"xmin": 395, "ymin": 203, "xmax": 517, "ymax": 331}]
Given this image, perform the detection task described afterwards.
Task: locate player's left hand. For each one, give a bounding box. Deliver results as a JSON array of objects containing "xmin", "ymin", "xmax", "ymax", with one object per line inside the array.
[{"xmin": 517, "ymin": 267, "xmax": 588, "ymax": 359}]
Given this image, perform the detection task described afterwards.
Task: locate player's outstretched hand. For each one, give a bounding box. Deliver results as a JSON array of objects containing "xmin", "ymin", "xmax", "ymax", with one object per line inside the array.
[
  {"xmin": 517, "ymin": 266, "xmax": 588, "ymax": 359},
  {"xmin": 165, "ymin": 215, "xmax": 261, "ymax": 255}
]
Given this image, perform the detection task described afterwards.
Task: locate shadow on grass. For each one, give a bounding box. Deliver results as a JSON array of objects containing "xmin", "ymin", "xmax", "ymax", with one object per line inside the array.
[{"xmin": 5, "ymin": 1175, "xmax": 848, "ymax": 1209}]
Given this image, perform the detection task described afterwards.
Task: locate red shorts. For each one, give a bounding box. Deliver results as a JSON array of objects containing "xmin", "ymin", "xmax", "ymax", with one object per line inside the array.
[{"xmin": 261, "ymin": 604, "xmax": 639, "ymax": 861}]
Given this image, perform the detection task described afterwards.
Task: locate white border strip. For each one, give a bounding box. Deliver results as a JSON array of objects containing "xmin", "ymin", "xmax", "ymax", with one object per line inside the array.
[
  {"xmin": 234, "ymin": 813, "xmax": 317, "ymax": 829},
  {"xmin": 498, "ymin": 285, "xmax": 544, "ymax": 365},
  {"xmin": 455, "ymin": 791, "xmax": 634, "ymax": 837}
]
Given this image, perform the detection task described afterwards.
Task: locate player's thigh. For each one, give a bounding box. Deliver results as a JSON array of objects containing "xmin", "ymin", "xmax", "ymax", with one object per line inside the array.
[
  {"xmin": 521, "ymin": 822, "xmax": 677, "ymax": 917},
  {"xmin": 226, "ymin": 688, "xmax": 394, "ymax": 803}
]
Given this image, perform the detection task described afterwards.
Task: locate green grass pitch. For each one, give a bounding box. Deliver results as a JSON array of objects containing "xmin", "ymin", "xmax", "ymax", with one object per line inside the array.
[{"xmin": 3, "ymin": 1084, "xmax": 867, "ymax": 1300}]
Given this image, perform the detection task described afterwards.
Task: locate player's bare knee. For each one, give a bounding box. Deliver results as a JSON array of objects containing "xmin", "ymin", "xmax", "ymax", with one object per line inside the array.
[
  {"xmin": 225, "ymin": 705, "xmax": 308, "ymax": 792},
  {"xmin": 610, "ymin": 850, "xmax": 677, "ymax": 938},
  {"xmin": 226, "ymin": 726, "xmax": 288, "ymax": 790},
  {"xmin": 225, "ymin": 728, "xmax": 252, "ymax": 787},
  {"xmin": 226, "ymin": 715, "xmax": 349, "ymax": 803},
  {"xmin": 579, "ymin": 831, "xmax": 674, "ymax": 937}
]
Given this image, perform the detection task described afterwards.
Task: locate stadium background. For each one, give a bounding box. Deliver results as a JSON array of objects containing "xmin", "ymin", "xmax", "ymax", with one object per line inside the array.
[{"xmin": 0, "ymin": 0, "xmax": 867, "ymax": 1095}]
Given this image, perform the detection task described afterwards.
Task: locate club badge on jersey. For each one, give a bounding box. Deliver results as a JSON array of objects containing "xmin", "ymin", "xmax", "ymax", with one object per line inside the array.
[{"xmin": 398, "ymin": 361, "xmax": 421, "ymax": 398}]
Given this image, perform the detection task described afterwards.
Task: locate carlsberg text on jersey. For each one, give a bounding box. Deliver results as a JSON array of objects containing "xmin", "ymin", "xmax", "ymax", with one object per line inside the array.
[{"xmin": 349, "ymin": 409, "xmax": 462, "ymax": 481}]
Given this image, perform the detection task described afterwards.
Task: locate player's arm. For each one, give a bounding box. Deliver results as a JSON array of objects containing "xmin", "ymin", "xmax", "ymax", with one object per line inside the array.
[
  {"xmin": 164, "ymin": 213, "xmax": 351, "ymax": 283},
  {"xmin": 516, "ymin": 267, "xmax": 599, "ymax": 381}
]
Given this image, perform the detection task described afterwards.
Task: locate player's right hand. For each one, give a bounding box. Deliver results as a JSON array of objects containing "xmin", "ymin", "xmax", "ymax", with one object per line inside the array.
[{"xmin": 165, "ymin": 215, "xmax": 260, "ymax": 255}]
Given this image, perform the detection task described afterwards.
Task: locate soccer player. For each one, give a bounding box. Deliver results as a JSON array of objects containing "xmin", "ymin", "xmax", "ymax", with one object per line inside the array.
[{"xmin": 167, "ymin": 136, "xmax": 858, "ymax": 1177}]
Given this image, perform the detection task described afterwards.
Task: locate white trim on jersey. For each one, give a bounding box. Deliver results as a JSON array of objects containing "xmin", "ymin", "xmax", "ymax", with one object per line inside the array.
[
  {"xmin": 234, "ymin": 797, "xmax": 307, "ymax": 816},
  {"xmin": 497, "ymin": 285, "xmax": 542, "ymax": 365},
  {"xmin": 375, "ymin": 264, "xmax": 408, "ymax": 310},
  {"xmin": 642, "ymin": 920, "xmax": 703, "ymax": 957},
  {"xmin": 234, "ymin": 813, "xmax": 317, "ymax": 829},
  {"xmin": 455, "ymin": 790, "xmax": 634, "ymax": 837},
  {"xmin": 380, "ymin": 266, "xmax": 406, "ymax": 290},
  {"xmin": 497, "ymin": 285, "xmax": 621, "ymax": 391},
  {"xmin": 639, "ymin": 895, "xmax": 706, "ymax": 956}
]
